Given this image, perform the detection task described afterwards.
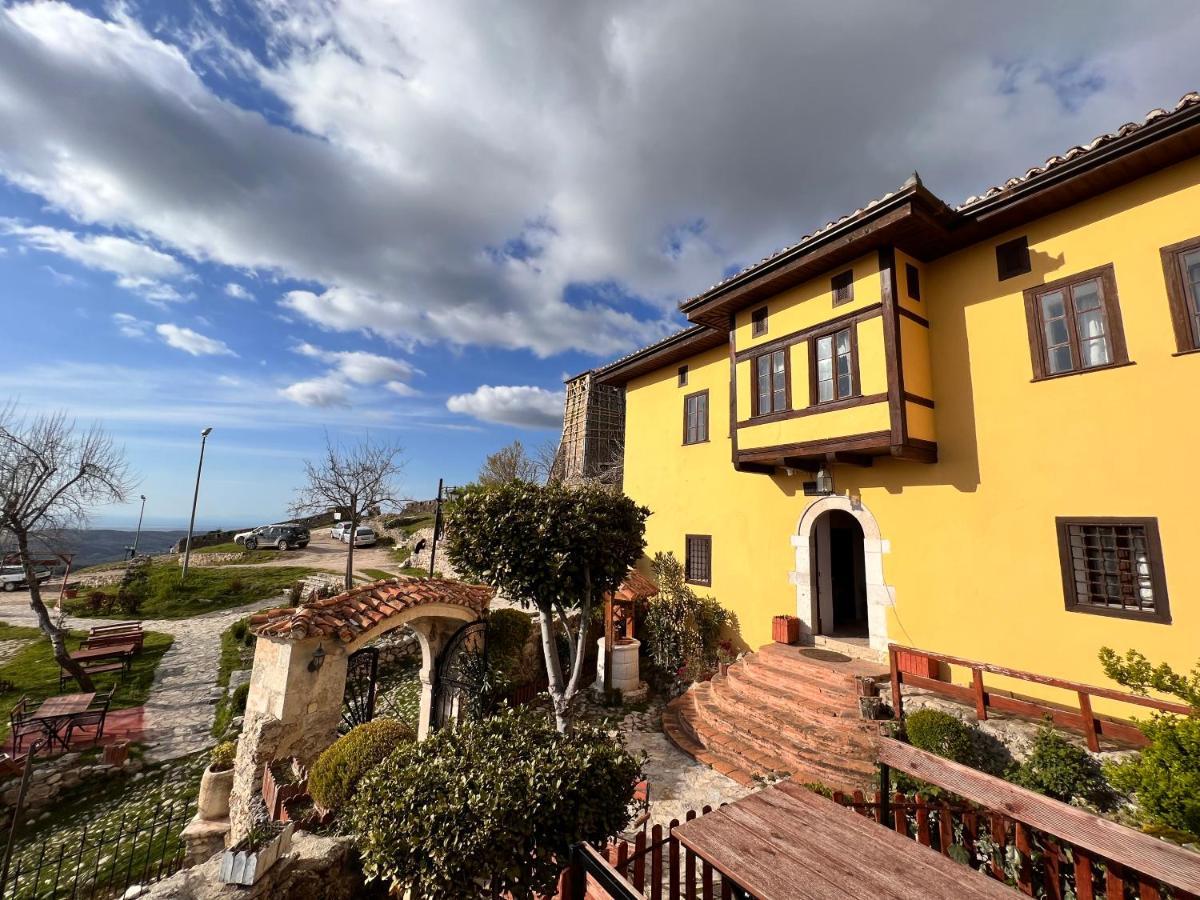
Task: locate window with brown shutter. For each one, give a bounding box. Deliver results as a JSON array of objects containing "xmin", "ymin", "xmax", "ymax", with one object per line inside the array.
[
  {"xmin": 997, "ymin": 236, "xmax": 1032, "ymax": 280},
  {"xmin": 1056, "ymin": 518, "xmax": 1170, "ymax": 624},
  {"xmin": 831, "ymin": 270, "xmax": 854, "ymax": 306},
  {"xmin": 1022, "ymin": 264, "xmax": 1129, "ymax": 380},
  {"xmin": 751, "ymin": 306, "xmax": 768, "ymax": 337},
  {"xmin": 1160, "ymin": 235, "xmax": 1200, "ymax": 353},
  {"xmin": 678, "ymin": 365, "xmax": 689, "ymax": 386},
  {"xmin": 685, "ymin": 534, "xmax": 712, "ymax": 586},
  {"xmin": 752, "ymin": 349, "xmax": 789, "ymax": 416},
  {"xmin": 682, "ymin": 390, "xmax": 709, "ymax": 445},
  {"xmin": 905, "ymin": 263, "xmax": 921, "ymax": 301}
]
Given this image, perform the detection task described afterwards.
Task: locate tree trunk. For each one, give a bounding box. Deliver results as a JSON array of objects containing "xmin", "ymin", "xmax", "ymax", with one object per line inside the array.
[
  {"xmin": 536, "ymin": 604, "xmax": 571, "ymax": 732},
  {"xmin": 344, "ymin": 503, "xmax": 357, "ymax": 591},
  {"xmin": 15, "ymin": 528, "xmax": 94, "ymax": 692}
]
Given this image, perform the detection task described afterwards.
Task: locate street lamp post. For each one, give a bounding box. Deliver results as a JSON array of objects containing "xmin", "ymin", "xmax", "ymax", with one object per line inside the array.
[
  {"xmin": 181, "ymin": 427, "xmax": 213, "ymax": 581},
  {"xmin": 130, "ymin": 494, "xmax": 147, "ymax": 559}
]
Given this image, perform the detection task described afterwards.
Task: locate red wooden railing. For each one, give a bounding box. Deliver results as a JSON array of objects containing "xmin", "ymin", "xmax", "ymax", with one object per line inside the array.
[{"xmin": 887, "ymin": 643, "xmax": 1192, "ymax": 751}]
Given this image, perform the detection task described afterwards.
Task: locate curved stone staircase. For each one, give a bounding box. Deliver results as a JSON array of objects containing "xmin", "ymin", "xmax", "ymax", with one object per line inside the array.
[{"xmin": 662, "ymin": 642, "xmax": 887, "ymax": 789}]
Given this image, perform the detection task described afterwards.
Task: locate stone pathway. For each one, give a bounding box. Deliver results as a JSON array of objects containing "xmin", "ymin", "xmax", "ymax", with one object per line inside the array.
[
  {"xmin": 0, "ymin": 596, "xmax": 272, "ymax": 763},
  {"xmin": 0, "ymin": 637, "xmax": 31, "ymax": 660}
]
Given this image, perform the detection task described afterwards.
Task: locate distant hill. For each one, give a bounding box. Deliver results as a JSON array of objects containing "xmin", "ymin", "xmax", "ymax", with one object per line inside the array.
[{"xmin": 6, "ymin": 529, "xmax": 191, "ymax": 570}]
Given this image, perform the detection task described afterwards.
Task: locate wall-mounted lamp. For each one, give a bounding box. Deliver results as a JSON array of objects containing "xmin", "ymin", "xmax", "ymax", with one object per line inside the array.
[
  {"xmin": 815, "ymin": 467, "xmax": 834, "ymax": 495},
  {"xmin": 308, "ymin": 642, "xmax": 326, "ymax": 673}
]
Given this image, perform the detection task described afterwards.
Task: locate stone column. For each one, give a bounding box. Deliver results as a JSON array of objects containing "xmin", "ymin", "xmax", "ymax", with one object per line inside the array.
[{"xmin": 409, "ymin": 618, "xmax": 456, "ymax": 740}]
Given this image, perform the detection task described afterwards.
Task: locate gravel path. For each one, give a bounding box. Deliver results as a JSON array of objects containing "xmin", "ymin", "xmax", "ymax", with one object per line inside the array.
[{"xmin": 0, "ymin": 595, "xmax": 271, "ymax": 763}]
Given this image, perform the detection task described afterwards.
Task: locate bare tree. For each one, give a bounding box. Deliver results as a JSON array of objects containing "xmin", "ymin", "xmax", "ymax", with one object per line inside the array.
[
  {"xmin": 477, "ymin": 440, "xmax": 539, "ymax": 486},
  {"xmin": 0, "ymin": 405, "xmax": 135, "ymax": 690},
  {"xmin": 292, "ymin": 435, "xmax": 404, "ymax": 590},
  {"xmin": 534, "ymin": 439, "xmax": 561, "ymax": 484}
]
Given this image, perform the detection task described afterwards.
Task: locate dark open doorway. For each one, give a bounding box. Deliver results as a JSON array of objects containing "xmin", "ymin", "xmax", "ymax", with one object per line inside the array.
[{"xmin": 812, "ymin": 510, "xmax": 868, "ymax": 638}]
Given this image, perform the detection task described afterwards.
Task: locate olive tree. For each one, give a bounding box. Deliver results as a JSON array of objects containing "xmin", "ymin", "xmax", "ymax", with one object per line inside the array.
[
  {"xmin": 444, "ymin": 481, "xmax": 648, "ymax": 731},
  {"xmin": 0, "ymin": 406, "xmax": 134, "ymax": 690}
]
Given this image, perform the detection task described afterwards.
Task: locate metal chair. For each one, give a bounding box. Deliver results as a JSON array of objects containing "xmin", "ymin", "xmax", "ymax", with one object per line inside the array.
[
  {"xmin": 8, "ymin": 696, "xmax": 47, "ymax": 754},
  {"xmin": 63, "ymin": 686, "xmax": 115, "ymax": 749}
]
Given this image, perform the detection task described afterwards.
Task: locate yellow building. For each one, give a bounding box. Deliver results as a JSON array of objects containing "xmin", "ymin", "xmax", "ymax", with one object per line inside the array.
[{"xmin": 592, "ymin": 92, "xmax": 1200, "ymax": 694}]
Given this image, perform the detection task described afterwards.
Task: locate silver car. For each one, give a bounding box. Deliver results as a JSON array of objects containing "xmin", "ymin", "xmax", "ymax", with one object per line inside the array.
[{"xmin": 350, "ymin": 526, "xmax": 377, "ymax": 547}]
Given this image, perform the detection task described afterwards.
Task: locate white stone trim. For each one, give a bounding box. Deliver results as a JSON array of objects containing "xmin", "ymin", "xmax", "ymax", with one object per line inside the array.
[{"xmin": 792, "ymin": 494, "xmax": 893, "ymax": 652}]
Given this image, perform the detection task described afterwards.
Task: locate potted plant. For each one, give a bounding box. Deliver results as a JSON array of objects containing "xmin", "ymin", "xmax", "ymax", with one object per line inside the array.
[
  {"xmin": 281, "ymin": 794, "xmax": 334, "ymax": 830},
  {"xmin": 772, "ymin": 615, "xmax": 800, "ymax": 645},
  {"xmin": 262, "ymin": 757, "xmax": 307, "ymax": 822},
  {"xmin": 197, "ymin": 741, "xmax": 237, "ymax": 822},
  {"xmin": 716, "ymin": 640, "xmax": 737, "ymax": 676},
  {"xmin": 219, "ymin": 819, "xmax": 294, "ymax": 886}
]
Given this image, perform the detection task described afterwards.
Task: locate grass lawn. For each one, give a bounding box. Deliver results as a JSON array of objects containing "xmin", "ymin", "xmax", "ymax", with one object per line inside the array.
[
  {"xmin": 66, "ymin": 562, "xmax": 315, "ymax": 619},
  {"xmin": 360, "ymin": 567, "xmax": 397, "ymax": 582},
  {"xmin": 0, "ymin": 621, "xmax": 173, "ymax": 742}
]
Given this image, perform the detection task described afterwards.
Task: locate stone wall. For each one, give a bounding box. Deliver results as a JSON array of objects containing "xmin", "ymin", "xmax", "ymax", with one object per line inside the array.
[{"xmin": 0, "ymin": 750, "xmax": 141, "ymax": 832}]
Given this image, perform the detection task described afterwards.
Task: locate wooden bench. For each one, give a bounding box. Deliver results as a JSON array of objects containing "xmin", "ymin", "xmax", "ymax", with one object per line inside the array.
[
  {"xmin": 60, "ymin": 661, "xmax": 126, "ymax": 690},
  {"xmin": 83, "ymin": 632, "xmax": 144, "ymax": 652}
]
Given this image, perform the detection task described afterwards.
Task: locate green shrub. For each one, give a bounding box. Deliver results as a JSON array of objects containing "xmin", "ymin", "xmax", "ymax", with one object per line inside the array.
[
  {"xmin": 210, "ymin": 741, "xmax": 237, "ymax": 771},
  {"xmin": 643, "ymin": 553, "xmax": 734, "ymax": 684},
  {"xmin": 1106, "ymin": 713, "xmax": 1200, "ymax": 840},
  {"xmin": 309, "ymin": 718, "xmax": 415, "ymax": 812},
  {"xmin": 905, "ymin": 709, "xmax": 978, "ymax": 763},
  {"xmin": 488, "ymin": 608, "xmax": 533, "ymax": 688},
  {"xmin": 1009, "ymin": 723, "xmax": 1114, "ymax": 809},
  {"xmin": 349, "ymin": 706, "xmax": 640, "ymax": 899}
]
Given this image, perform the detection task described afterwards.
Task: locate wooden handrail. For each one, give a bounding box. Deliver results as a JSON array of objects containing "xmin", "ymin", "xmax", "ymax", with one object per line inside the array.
[
  {"xmin": 878, "ymin": 738, "xmax": 1200, "ymax": 894},
  {"xmin": 569, "ymin": 843, "xmax": 645, "ymax": 900}
]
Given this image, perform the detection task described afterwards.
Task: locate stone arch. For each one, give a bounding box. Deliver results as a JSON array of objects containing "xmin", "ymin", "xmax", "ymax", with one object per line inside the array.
[
  {"xmin": 227, "ymin": 578, "xmax": 491, "ymax": 841},
  {"xmin": 789, "ymin": 495, "xmax": 894, "ymax": 653}
]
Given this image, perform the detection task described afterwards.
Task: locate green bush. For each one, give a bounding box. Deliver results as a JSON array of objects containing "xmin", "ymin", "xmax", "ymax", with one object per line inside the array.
[
  {"xmin": 905, "ymin": 708, "xmax": 978, "ymax": 764},
  {"xmin": 1106, "ymin": 713, "xmax": 1200, "ymax": 840},
  {"xmin": 349, "ymin": 706, "xmax": 640, "ymax": 899},
  {"xmin": 309, "ymin": 718, "xmax": 415, "ymax": 812},
  {"xmin": 488, "ymin": 608, "xmax": 533, "ymax": 688},
  {"xmin": 1009, "ymin": 723, "xmax": 1114, "ymax": 809},
  {"xmin": 643, "ymin": 553, "xmax": 733, "ymax": 683},
  {"xmin": 210, "ymin": 740, "xmax": 237, "ymax": 771}
]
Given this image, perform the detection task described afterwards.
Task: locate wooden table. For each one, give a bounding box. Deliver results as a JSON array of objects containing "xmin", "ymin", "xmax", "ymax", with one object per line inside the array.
[
  {"xmin": 672, "ymin": 780, "xmax": 1016, "ymax": 899},
  {"xmin": 70, "ymin": 643, "xmax": 136, "ymax": 666},
  {"xmin": 28, "ymin": 692, "xmax": 95, "ymax": 751}
]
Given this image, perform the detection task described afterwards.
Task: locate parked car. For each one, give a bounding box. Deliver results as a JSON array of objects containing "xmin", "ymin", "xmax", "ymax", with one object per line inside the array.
[
  {"xmin": 236, "ymin": 524, "xmax": 310, "ymax": 551},
  {"xmin": 350, "ymin": 526, "xmax": 377, "ymax": 547},
  {"xmin": 330, "ymin": 522, "xmax": 352, "ymax": 541},
  {"xmin": 0, "ymin": 565, "xmax": 51, "ymax": 592}
]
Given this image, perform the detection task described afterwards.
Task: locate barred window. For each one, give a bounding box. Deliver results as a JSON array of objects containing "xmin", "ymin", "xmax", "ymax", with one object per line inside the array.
[
  {"xmin": 831, "ymin": 270, "xmax": 854, "ymax": 306},
  {"xmin": 683, "ymin": 390, "xmax": 708, "ymax": 445},
  {"xmin": 1056, "ymin": 518, "xmax": 1170, "ymax": 623},
  {"xmin": 685, "ymin": 534, "xmax": 712, "ymax": 586}
]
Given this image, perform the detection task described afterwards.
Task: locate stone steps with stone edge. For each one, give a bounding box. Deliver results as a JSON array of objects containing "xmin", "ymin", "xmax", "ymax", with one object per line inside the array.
[
  {"xmin": 688, "ymin": 682, "xmax": 878, "ymax": 788},
  {"xmin": 660, "ymin": 702, "xmax": 759, "ymax": 787},
  {"xmin": 660, "ymin": 642, "xmax": 887, "ymax": 792}
]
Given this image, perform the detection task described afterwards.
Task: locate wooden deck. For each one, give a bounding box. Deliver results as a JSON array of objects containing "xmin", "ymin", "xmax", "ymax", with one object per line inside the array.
[{"xmin": 672, "ymin": 779, "xmax": 1016, "ymax": 899}]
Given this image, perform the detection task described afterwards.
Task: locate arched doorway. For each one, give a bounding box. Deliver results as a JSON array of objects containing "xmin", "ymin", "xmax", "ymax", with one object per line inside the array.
[
  {"xmin": 791, "ymin": 495, "xmax": 894, "ymax": 654},
  {"xmin": 812, "ymin": 510, "xmax": 868, "ymax": 638}
]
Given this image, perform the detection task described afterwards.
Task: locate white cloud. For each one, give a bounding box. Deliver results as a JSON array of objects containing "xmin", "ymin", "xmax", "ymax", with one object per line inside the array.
[
  {"xmin": 279, "ymin": 374, "xmax": 351, "ymax": 407},
  {"xmin": 385, "ymin": 380, "xmax": 419, "ymax": 398},
  {"xmin": 112, "ymin": 311, "xmax": 150, "ymax": 338},
  {"xmin": 2, "ymin": 219, "xmax": 186, "ymax": 302},
  {"xmin": 156, "ymin": 323, "xmax": 236, "ymax": 356},
  {"xmin": 446, "ymin": 385, "xmax": 564, "ymax": 429},
  {"xmin": 2, "ymin": 2, "xmax": 1200, "ymax": 357},
  {"xmin": 224, "ymin": 282, "xmax": 252, "ymax": 300}
]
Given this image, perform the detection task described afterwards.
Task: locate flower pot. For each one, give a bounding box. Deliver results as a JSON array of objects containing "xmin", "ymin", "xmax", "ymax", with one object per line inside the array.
[
  {"xmin": 102, "ymin": 741, "xmax": 129, "ymax": 767},
  {"xmin": 219, "ymin": 823, "xmax": 294, "ymax": 886},
  {"xmin": 262, "ymin": 760, "xmax": 307, "ymax": 822},
  {"xmin": 282, "ymin": 794, "xmax": 334, "ymax": 830},
  {"xmin": 896, "ymin": 651, "xmax": 940, "ymax": 680},
  {"xmin": 772, "ymin": 615, "xmax": 800, "ymax": 645},
  {"xmin": 718, "ymin": 662, "xmax": 730, "ymax": 677},
  {"xmin": 197, "ymin": 765, "xmax": 235, "ymax": 822}
]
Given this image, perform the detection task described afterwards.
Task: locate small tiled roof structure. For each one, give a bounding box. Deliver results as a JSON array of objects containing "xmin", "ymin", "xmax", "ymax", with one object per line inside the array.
[
  {"xmin": 615, "ymin": 569, "xmax": 659, "ymax": 603},
  {"xmin": 250, "ymin": 578, "xmax": 493, "ymax": 643}
]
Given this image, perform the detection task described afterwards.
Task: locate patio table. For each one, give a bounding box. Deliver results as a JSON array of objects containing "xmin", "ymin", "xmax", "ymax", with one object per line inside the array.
[
  {"xmin": 28, "ymin": 692, "xmax": 95, "ymax": 751},
  {"xmin": 70, "ymin": 643, "xmax": 137, "ymax": 668}
]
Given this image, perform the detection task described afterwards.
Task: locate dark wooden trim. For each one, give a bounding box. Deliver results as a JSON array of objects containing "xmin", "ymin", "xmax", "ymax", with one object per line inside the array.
[
  {"xmin": 736, "ymin": 392, "xmax": 887, "ymax": 428},
  {"xmin": 996, "ymin": 235, "xmax": 1032, "ymax": 281},
  {"xmin": 736, "ymin": 429, "xmax": 892, "ymax": 463},
  {"xmin": 1055, "ymin": 516, "xmax": 1171, "ymax": 625},
  {"xmin": 684, "ymin": 534, "xmax": 712, "ymax": 587},
  {"xmin": 732, "ymin": 303, "xmax": 883, "ymax": 363},
  {"xmin": 878, "ymin": 247, "xmax": 907, "ymax": 447},
  {"xmin": 727, "ymin": 319, "xmax": 739, "ymax": 466},
  {"xmin": 905, "ymin": 263, "xmax": 921, "ymax": 301},
  {"xmin": 1160, "ymin": 234, "xmax": 1200, "ymax": 352},
  {"xmin": 897, "ymin": 306, "xmax": 930, "ymax": 328},
  {"xmin": 751, "ymin": 305, "xmax": 769, "ymax": 337},
  {"xmin": 682, "ymin": 389, "xmax": 710, "ymax": 446},
  {"xmin": 1023, "ymin": 263, "xmax": 1131, "ymax": 381},
  {"xmin": 890, "ymin": 441, "xmax": 938, "ymax": 463},
  {"xmin": 903, "ymin": 392, "xmax": 935, "ymax": 409},
  {"xmin": 1173, "ymin": 347, "xmax": 1200, "ymax": 357},
  {"xmin": 749, "ymin": 347, "xmax": 791, "ymax": 418},
  {"xmin": 831, "ymin": 269, "xmax": 855, "ymax": 306}
]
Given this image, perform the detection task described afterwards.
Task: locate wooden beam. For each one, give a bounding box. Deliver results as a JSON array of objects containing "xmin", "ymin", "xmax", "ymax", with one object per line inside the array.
[{"xmin": 826, "ymin": 451, "xmax": 873, "ymax": 468}]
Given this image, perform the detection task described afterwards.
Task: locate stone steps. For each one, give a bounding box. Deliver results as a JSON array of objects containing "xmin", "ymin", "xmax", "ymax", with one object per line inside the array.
[{"xmin": 662, "ymin": 643, "xmax": 888, "ymax": 792}]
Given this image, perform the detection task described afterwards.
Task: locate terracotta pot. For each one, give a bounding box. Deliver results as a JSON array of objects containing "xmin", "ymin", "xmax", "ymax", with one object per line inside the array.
[
  {"xmin": 197, "ymin": 766, "xmax": 235, "ymax": 821},
  {"xmin": 896, "ymin": 651, "xmax": 940, "ymax": 680},
  {"xmin": 772, "ymin": 615, "xmax": 800, "ymax": 645},
  {"xmin": 718, "ymin": 662, "xmax": 730, "ymax": 677},
  {"xmin": 102, "ymin": 742, "xmax": 129, "ymax": 766}
]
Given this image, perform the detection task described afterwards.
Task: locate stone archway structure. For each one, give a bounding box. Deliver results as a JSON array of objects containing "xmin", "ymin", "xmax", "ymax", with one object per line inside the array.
[
  {"xmin": 227, "ymin": 578, "xmax": 492, "ymax": 841},
  {"xmin": 789, "ymin": 495, "xmax": 894, "ymax": 654}
]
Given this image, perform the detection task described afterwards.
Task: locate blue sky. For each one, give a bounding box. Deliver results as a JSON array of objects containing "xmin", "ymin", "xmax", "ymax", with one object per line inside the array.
[{"xmin": 2, "ymin": 1, "xmax": 1199, "ymax": 527}]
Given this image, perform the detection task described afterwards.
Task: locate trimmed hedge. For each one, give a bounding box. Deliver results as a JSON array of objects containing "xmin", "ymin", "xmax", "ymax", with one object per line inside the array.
[
  {"xmin": 308, "ymin": 718, "xmax": 415, "ymax": 812},
  {"xmin": 1009, "ymin": 722, "xmax": 1114, "ymax": 809},
  {"xmin": 488, "ymin": 608, "xmax": 533, "ymax": 688}
]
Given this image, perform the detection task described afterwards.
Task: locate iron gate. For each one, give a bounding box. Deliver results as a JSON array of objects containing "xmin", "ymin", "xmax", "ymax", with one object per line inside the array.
[
  {"xmin": 431, "ymin": 619, "xmax": 488, "ymax": 731},
  {"xmin": 340, "ymin": 646, "xmax": 379, "ymax": 733}
]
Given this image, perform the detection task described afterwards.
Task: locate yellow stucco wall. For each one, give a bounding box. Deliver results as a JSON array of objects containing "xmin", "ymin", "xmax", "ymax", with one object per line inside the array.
[{"xmin": 622, "ymin": 155, "xmax": 1200, "ymax": 706}]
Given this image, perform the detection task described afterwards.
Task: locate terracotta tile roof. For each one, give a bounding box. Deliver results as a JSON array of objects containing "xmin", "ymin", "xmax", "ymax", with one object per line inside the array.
[
  {"xmin": 250, "ymin": 577, "xmax": 492, "ymax": 643},
  {"xmin": 615, "ymin": 569, "xmax": 659, "ymax": 602},
  {"xmin": 593, "ymin": 322, "xmax": 716, "ymax": 376},
  {"xmin": 958, "ymin": 91, "xmax": 1200, "ymax": 209}
]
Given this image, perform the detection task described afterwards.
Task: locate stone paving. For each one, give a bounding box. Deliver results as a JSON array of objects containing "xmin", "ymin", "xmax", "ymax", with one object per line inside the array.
[
  {"xmin": 0, "ymin": 595, "xmax": 272, "ymax": 763},
  {"xmin": 0, "ymin": 637, "xmax": 32, "ymax": 661}
]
